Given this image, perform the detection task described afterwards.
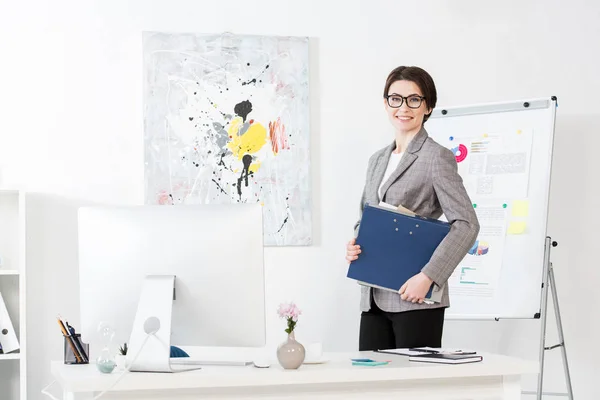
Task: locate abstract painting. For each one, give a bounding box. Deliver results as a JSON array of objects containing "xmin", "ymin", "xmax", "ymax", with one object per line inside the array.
[{"xmin": 143, "ymin": 32, "xmax": 311, "ymax": 246}]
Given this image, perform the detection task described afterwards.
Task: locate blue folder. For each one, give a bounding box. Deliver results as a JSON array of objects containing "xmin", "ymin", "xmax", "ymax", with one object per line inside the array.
[{"xmin": 347, "ymin": 204, "xmax": 451, "ymax": 301}]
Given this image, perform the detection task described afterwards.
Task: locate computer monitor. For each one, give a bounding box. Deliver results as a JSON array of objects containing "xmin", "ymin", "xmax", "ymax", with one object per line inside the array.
[{"xmin": 77, "ymin": 204, "xmax": 266, "ymax": 369}]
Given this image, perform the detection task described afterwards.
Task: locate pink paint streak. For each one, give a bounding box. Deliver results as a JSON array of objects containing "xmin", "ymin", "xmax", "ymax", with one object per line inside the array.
[
  {"xmin": 269, "ymin": 118, "xmax": 289, "ymax": 154},
  {"xmin": 157, "ymin": 190, "xmax": 172, "ymax": 205}
]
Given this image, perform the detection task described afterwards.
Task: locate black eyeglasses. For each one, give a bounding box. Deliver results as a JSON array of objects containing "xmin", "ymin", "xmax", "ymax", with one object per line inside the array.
[{"xmin": 385, "ymin": 94, "xmax": 426, "ymax": 109}]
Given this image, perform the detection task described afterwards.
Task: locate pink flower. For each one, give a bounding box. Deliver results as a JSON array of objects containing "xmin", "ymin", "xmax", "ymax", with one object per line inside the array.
[
  {"xmin": 289, "ymin": 304, "xmax": 301, "ymax": 322},
  {"xmin": 278, "ymin": 302, "xmax": 301, "ymax": 320},
  {"xmin": 277, "ymin": 302, "xmax": 302, "ymax": 334}
]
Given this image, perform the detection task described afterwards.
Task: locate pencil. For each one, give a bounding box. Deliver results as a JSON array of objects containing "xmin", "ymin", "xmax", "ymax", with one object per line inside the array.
[
  {"xmin": 57, "ymin": 317, "xmax": 82, "ymax": 363},
  {"xmin": 66, "ymin": 321, "xmax": 89, "ymax": 363}
]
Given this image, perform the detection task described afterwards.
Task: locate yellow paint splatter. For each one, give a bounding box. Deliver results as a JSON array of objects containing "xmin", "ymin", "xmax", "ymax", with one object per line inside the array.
[
  {"xmin": 228, "ymin": 117, "xmax": 242, "ymax": 137},
  {"xmin": 227, "ymin": 121, "xmax": 267, "ymax": 160},
  {"xmin": 249, "ymin": 161, "xmax": 261, "ymax": 173},
  {"xmin": 517, "ymin": 129, "xmax": 522, "ymax": 135}
]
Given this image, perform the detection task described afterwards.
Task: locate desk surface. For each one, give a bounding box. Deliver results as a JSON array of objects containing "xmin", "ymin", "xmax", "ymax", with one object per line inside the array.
[{"xmin": 51, "ymin": 351, "xmax": 538, "ymax": 393}]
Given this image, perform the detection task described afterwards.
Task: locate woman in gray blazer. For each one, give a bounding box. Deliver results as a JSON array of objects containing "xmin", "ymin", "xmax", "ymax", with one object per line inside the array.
[{"xmin": 346, "ymin": 66, "xmax": 480, "ymax": 351}]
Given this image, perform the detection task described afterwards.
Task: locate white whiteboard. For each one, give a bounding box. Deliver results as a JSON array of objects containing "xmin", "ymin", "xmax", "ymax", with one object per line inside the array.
[{"xmin": 424, "ymin": 97, "xmax": 557, "ymax": 319}]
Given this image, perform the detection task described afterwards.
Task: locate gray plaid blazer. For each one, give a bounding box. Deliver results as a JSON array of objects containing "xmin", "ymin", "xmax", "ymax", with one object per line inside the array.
[{"xmin": 354, "ymin": 127, "xmax": 480, "ymax": 313}]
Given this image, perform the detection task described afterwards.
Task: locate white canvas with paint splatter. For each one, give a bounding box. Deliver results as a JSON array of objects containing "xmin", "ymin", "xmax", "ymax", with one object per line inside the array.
[{"xmin": 143, "ymin": 32, "xmax": 311, "ymax": 246}]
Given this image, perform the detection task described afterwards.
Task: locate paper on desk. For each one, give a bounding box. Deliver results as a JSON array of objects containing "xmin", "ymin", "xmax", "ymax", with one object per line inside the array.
[
  {"xmin": 376, "ymin": 348, "xmax": 431, "ymax": 356},
  {"xmin": 412, "ymin": 347, "xmax": 475, "ymax": 355},
  {"xmin": 378, "ymin": 347, "xmax": 476, "ymax": 356}
]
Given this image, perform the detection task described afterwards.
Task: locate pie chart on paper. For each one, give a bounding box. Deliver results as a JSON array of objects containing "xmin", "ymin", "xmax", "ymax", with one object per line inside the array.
[
  {"xmin": 451, "ymin": 144, "xmax": 468, "ymax": 163},
  {"xmin": 468, "ymin": 240, "xmax": 489, "ymax": 256}
]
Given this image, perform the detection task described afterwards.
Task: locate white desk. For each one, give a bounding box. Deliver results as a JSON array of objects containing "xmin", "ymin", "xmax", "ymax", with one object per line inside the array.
[{"xmin": 50, "ymin": 351, "xmax": 538, "ymax": 400}]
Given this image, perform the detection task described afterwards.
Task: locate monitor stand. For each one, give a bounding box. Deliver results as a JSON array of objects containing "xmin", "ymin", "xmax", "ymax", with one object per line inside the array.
[{"xmin": 126, "ymin": 275, "xmax": 199, "ymax": 373}]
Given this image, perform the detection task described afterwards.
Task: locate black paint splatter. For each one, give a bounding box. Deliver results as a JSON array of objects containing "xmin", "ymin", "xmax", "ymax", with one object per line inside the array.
[
  {"xmin": 189, "ymin": 117, "xmax": 194, "ymax": 121},
  {"xmin": 236, "ymin": 154, "xmax": 253, "ymax": 200},
  {"xmin": 277, "ymin": 215, "xmax": 289, "ymax": 233},
  {"xmin": 277, "ymin": 197, "xmax": 291, "ymax": 233},
  {"xmin": 239, "ymin": 64, "xmax": 269, "ymax": 87},
  {"xmin": 206, "ymin": 96, "xmax": 229, "ymax": 119},
  {"xmin": 217, "ymin": 153, "xmax": 232, "ymax": 172},
  {"xmin": 234, "ymin": 100, "xmax": 253, "ymax": 122},
  {"xmin": 212, "ymin": 179, "xmax": 227, "ymax": 194}
]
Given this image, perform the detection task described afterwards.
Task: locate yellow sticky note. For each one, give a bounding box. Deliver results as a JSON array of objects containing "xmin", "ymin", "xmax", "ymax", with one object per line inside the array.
[
  {"xmin": 511, "ymin": 200, "xmax": 529, "ymax": 217},
  {"xmin": 508, "ymin": 221, "xmax": 527, "ymax": 235}
]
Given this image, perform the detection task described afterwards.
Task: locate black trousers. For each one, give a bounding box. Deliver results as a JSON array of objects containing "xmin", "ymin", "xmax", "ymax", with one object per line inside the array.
[{"xmin": 359, "ymin": 297, "xmax": 445, "ymax": 351}]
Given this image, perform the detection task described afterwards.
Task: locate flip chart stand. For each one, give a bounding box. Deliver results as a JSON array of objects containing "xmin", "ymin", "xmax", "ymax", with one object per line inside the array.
[{"xmin": 534, "ymin": 237, "xmax": 574, "ymax": 399}]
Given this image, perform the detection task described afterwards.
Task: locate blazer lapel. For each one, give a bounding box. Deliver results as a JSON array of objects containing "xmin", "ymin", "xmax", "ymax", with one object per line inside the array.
[
  {"xmin": 372, "ymin": 142, "xmax": 395, "ymax": 202},
  {"xmin": 379, "ymin": 127, "xmax": 429, "ymax": 201}
]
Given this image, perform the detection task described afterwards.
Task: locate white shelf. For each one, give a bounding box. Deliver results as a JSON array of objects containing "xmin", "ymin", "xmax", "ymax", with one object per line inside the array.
[
  {"xmin": 0, "ymin": 189, "xmax": 26, "ymax": 400},
  {"xmin": 0, "ymin": 354, "xmax": 21, "ymax": 361}
]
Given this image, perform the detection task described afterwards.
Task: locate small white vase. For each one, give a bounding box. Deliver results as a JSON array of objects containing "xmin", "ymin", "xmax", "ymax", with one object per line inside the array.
[{"xmin": 115, "ymin": 354, "xmax": 127, "ymax": 371}]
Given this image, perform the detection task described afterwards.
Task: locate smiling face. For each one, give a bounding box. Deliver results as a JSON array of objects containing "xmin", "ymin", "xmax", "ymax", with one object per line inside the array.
[{"xmin": 384, "ymin": 80, "xmax": 432, "ymax": 135}]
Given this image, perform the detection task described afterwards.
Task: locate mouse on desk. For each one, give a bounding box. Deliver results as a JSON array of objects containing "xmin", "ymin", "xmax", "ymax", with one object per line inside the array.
[{"xmin": 252, "ymin": 358, "xmax": 271, "ymax": 368}]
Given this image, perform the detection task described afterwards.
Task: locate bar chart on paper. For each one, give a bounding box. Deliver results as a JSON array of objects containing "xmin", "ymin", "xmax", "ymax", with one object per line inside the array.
[{"xmin": 447, "ymin": 204, "xmax": 507, "ymax": 297}]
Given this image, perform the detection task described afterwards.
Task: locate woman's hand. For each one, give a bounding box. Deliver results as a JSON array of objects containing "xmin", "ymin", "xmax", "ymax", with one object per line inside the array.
[
  {"xmin": 399, "ymin": 272, "xmax": 433, "ymax": 303},
  {"xmin": 346, "ymin": 238, "xmax": 361, "ymax": 263}
]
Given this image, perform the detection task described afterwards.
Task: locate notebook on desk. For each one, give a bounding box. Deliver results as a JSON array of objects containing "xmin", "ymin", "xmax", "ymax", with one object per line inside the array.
[
  {"xmin": 347, "ymin": 203, "xmax": 450, "ymax": 303},
  {"xmin": 408, "ymin": 353, "xmax": 483, "ymax": 364}
]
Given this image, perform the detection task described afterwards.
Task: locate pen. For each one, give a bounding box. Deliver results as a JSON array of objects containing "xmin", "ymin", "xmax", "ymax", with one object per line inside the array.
[
  {"xmin": 409, "ymin": 348, "xmax": 476, "ymax": 355},
  {"xmin": 408, "ymin": 348, "xmax": 439, "ymax": 353},
  {"xmin": 66, "ymin": 321, "xmax": 89, "ymax": 363}
]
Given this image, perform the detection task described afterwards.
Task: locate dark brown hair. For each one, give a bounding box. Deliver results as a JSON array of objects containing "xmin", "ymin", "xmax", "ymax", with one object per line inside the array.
[{"xmin": 383, "ymin": 66, "xmax": 437, "ymax": 122}]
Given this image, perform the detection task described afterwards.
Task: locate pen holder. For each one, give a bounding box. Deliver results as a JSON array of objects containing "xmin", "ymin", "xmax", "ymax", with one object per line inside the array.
[{"xmin": 63, "ymin": 334, "xmax": 89, "ymax": 365}]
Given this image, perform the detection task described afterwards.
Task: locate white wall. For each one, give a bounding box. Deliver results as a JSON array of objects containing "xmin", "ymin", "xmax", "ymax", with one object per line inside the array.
[{"xmin": 1, "ymin": 0, "xmax": 600, "ymax": 398}]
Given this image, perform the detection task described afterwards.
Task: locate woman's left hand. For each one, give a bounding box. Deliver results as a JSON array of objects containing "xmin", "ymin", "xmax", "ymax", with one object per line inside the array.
[{"xmin": 399, "ymin": 272, "xmax": 434, "ymax": 303}]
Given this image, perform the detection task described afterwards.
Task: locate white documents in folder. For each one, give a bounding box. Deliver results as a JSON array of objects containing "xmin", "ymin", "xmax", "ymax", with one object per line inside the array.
[{"xmin": 0, "ymin": 291, "xmax": 20, "ymax": 353}]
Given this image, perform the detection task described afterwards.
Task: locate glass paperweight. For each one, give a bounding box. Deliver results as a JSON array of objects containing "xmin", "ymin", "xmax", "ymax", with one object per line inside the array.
[{"xmin": 96, "ymin": 322, "xmax": 116, "ymax": 374}]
